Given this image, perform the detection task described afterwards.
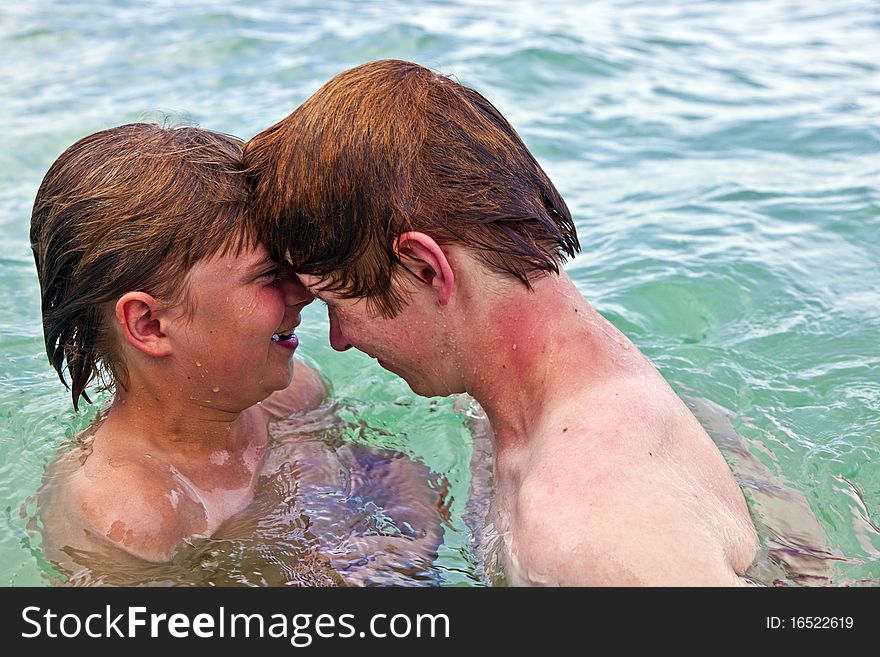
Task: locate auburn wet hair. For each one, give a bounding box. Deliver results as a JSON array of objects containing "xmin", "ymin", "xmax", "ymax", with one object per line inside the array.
[
  {"xmin": 245, "ymin": 58, "xmax": 580, "ymax": 317},
  {"xmin": 30, "ymin": 123, "xmax": 252, "ymax": 410}
]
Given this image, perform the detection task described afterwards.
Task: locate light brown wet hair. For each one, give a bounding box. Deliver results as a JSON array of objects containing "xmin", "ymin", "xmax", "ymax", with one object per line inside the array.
[
  {"xmin": 244, "ymin": 58, "xmax": 580, "ymax": 317},
  {"xmin": 30, "ymin": 123, "xmax": 253, "ymax": 410}
]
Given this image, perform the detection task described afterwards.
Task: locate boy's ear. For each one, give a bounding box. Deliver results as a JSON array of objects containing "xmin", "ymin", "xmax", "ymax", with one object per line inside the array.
[
  {"xmin": 114, "ymin": 292, "xmax": 173, "ymax": 358},
  {"xmin": 393, "ymin": 232, "xmax": 455, "ymax": 305}
]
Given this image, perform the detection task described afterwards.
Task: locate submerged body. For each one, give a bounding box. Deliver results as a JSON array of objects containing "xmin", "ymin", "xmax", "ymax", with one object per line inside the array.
[
  {"xmin": 476, "ymin": 272, "xmax": 757, "ymax": 586},
  {"xmin": 35, "ymin": 357, "xmax": 321, "ymax": 570},
  {"xmin": 37, "ymin": 401, "xmax": 447, "ymax": 586}
]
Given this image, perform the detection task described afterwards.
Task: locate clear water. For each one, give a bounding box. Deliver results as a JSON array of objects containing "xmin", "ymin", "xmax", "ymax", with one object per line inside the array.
[{"xmin": 1, "ymin": 0, "xmax": 878, "ymax": 585}]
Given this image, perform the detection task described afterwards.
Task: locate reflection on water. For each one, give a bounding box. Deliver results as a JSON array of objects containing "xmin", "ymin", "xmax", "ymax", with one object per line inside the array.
[
  {"xmin": 687, "ymin": 395, "xmax": 873, "ymax": 586},
  {"xmin": 4, "ymin": 0, "xmax": 879, "ymax": 586},
  {"xmin": 30, "ymin": 404, "xmax": 450, "ymax": 586}
]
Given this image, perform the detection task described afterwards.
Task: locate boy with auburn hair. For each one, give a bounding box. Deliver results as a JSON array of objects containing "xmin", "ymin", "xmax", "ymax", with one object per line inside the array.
[{"xmin": 245, "ymin": 59, "xmax": 759, "ymax": 585}]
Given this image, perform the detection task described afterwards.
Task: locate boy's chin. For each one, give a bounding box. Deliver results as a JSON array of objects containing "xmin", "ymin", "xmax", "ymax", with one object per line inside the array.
[
  {"xmin": 273, "ymin": 365, "xmax": 296, "ymax": 391},
  {"xmin": 404, "ymin": 374, "xmax": 463, "ymax": 399}
]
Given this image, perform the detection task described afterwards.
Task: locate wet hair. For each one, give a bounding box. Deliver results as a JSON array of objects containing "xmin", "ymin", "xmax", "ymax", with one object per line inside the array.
[
  {"xmin": 244, "ymin": 58, "xmax": 580, "ymax": 317},
  {"xmin": 30, "ymin": 123, "xmax": 252, "ymax": 410}
]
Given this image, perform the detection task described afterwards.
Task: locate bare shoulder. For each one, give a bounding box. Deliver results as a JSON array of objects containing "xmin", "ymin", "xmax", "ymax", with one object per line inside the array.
[
  {"xmin": 511, "ymin": 472, "xmax": 747, "ymax": 585},
  {"xmin": 508, "ymin": 375, "xmax": 757, "ymax": 585},
  {"xmin": 71, "ymin": 453, "xmax": 208, "ymax": 563},
  {"xmin": 259, "ymin": 358, "xmax": 329, "ymax": 419}
]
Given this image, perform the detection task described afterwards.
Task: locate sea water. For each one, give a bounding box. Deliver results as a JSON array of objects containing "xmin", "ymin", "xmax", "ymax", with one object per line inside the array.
[{"xmin": 1, "ymin": 0, "xmax": 878, "ymax": 585}]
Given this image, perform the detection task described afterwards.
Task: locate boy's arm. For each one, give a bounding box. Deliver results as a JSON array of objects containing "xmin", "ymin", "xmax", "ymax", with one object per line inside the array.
[
  {"xmin": 319, "ymin": 450, "xmax": 450, "ymax": 586},
  {"xmin": 258, "ymin": 358, "xmax": 330, "ymax": 419}
]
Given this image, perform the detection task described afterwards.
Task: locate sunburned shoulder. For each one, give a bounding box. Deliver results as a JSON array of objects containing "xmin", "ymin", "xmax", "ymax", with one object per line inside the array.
[
  {"xmin": 532, "ymin": 367, "xmax": 721, "ymax": 473},
  {"xmin": 550, "ymin": 368, "xmax": 679, "ymax": 427},
  {"xmin": 71, "ymin": 454, "xmax": 208, "ymax": 563}
]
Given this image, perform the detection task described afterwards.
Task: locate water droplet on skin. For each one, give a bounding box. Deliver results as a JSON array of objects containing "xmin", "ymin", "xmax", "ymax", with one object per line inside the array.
[
  {"xmin": 196, "ymin": 361, "xmax": 202, "ymax": 367},
  {"xmin": 512, "ymin": 343, "xmax": 517, "ymax": 350},
  {"xmin": 212, "ymin": 386, "xmax": 220, "ymax": 393},
  {"xmin": 209, "ymin": 450, "xmax": 229, "ymax": 465}
]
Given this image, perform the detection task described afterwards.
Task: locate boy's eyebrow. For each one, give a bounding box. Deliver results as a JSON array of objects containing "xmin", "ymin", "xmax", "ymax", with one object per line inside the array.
[
  {"xmin": 242, "ymin": 256, "xmax": 277, "ymax": 280},
  {"xmin": 248, "ymin": 256, "xmax": 275, "ymax": 270}
]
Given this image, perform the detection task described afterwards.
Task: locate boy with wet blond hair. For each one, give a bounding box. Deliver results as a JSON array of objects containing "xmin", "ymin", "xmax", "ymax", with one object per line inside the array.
[{"xmin": 31, "ymin": 123, "xmax": 325, "ymax": 567}]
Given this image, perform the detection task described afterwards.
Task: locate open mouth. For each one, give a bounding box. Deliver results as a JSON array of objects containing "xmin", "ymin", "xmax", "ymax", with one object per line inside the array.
[{"xmin": 271, "ymin": 330, "xmax": 299, "ymax": 349}]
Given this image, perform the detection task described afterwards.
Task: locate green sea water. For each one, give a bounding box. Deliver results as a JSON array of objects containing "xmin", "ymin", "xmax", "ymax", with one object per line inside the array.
[{"xmin": 1, "ymin": 0, "xmax": 878, "ymax": 585}]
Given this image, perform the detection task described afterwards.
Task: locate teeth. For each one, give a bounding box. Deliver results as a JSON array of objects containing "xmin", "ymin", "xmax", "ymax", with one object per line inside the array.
[{"xmin": 272, "ymin": 330, "xmax": 296, "ymax": 343}]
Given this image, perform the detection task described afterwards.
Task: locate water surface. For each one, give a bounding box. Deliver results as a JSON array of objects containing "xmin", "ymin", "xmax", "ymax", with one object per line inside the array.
[{"xmin": 1, "ymin": 0, "xmax": 878, "ymax": 585}]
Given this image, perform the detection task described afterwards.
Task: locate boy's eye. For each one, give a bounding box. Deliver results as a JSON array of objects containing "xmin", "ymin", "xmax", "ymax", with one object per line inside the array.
[{"xmin": 258, "ymin": 263, "xmax": 289, "ymax": 282}]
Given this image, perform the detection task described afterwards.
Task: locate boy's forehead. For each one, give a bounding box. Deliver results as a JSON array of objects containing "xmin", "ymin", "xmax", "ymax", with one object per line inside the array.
[
  {"xmin": 187, "ymin": 242, "xmax": 273, "ymax": 279},
  {"xmin": 295, "ymin": 273, "xmax": 349, "ymax": 299},
  {"xmin": 237, "ymin": 242, "xmax": 273, "ymax": 268},
  {"xmin": 297, "ymin": 273, "xmax": 323, "ymax": 290}
]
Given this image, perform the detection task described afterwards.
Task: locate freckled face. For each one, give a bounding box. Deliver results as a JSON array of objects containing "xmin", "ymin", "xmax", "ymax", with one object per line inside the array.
[
  {"xmin": 172, "ymin": 244, "xmax": 313, "ymax": 409},
  {"xmin": 298, "ymin": 274, "xmax": 461, "ymax": 397}
]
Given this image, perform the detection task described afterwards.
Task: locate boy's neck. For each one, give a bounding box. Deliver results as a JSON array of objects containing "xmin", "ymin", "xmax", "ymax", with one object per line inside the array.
[
  {"xmin": 100, "ymin": 384, "xmax": 257, "ymax": 459},
  {"xmin": 461, "ymin": 271, "xmax": 639, "ymax": 458}
]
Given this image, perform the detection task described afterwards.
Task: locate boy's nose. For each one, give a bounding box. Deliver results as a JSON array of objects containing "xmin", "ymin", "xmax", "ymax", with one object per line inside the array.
[
  {"xmin": 280, "ymin": 273, "xmax": 313, "ymax": 307},
  {"xmin": 328, "ymin": 311, "xmax": 352, "ymax": 352}
]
